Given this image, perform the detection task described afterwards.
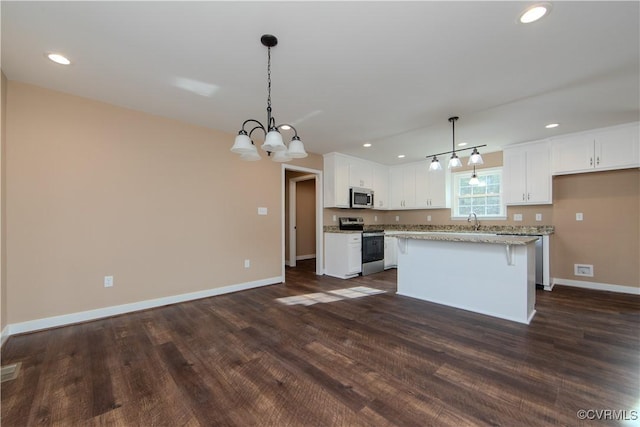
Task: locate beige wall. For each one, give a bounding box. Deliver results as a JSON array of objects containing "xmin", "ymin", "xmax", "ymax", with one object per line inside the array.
[
  {"xmin": 5, "ymin": 81, "xmax": 321, "ymax": 324},
  {"xmin": 323, "ymin": 151, "xmax": 639, "ymax": 288},
  {"xmin": 552, "ymin": 169, "xmax": 639, "ymax": 287},
  {"xmin": 1, "ymin": 71, "xmax": 7, "ymax": 332}
]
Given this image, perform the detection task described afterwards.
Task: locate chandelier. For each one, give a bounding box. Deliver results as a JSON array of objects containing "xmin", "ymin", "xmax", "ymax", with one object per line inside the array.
[
  {"xmin": 427, "ymin": 116, "xmax": 485, "ymax": 171},
  {"xmin": 230, "ymin": 34, "xmax": 307, "ymax": 162}
]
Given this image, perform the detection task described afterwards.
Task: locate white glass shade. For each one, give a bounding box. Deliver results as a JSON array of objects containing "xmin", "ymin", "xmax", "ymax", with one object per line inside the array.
[
  {"xmin": 240, "ymin": 145, "xmax": 261, "ymax": 161},
  {"xmin": 429, "ymin": 157, "xmax": 442, "ymax": 171},
  {"xmin": 271, "ymin": 150, "xmax": 292, "ymax": 162},
  {"xmin": 468, "ymin": 149, "xmax": 484, "ymax": 165},
  {"xmin": 469, "ymin": 174, "xmax": 480, "ymax": 186},
  {"xmin": 261, "ymin": 130, "xmax": 286, "ymax": 152},
  {"xmin": 287, "ymin": 138, "xmax": 308, "ymax": 158},
  {"xmin": 231, "ymin": 133, "xmax": 254, "ymax": 154},
  {"xmin": 448, "ymin": 154, "xmax": 462, "ymax": 169}
]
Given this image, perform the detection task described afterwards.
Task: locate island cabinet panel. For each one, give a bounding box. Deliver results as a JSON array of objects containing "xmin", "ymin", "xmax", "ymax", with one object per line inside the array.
[
  {"xmin": 396, "ymin": 236, "xmax": 536, "ymax": 324},
  {"xmin": 503, "ymin": 140, "xmax": 552, "ymax": 205},
  {"xmin": 551, "ymin": 121, "xmax": 640, "ymax": 175}
]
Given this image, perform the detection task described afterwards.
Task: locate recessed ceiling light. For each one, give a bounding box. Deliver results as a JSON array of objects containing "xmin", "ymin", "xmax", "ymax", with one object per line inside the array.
[
  {"xmin": 280, "ymin": 125, "xmax": 291, "ymax": 130},
  {"xmin": 397, "ymin": 154, "xmax": 405, "ymax": 158},
  {"xmin": 545, "ymin": 123, "xmax": 559, "ymax": 128},
  {"xmin": 458, "ymin": 142, "xmax": 468, "ymax": 147},
  {"xmin": 519, "ymin": 3, "xmax": 551, "ymax": 24},
  {"xmin": 363, "ymin": 143, "xmax": 372, "ymax": 147},
  {"xmin": 46, "ymin": 53, "xmax": 71, "ymax": 65}
]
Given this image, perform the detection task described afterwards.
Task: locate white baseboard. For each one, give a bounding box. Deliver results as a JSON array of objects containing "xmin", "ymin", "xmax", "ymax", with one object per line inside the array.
[
  {"xmin": 296, "ymin": 254, "xmax": 316, "ymax": 261},
  {"xmin": 1, "ymin": 325, "xmax": 9, "ymax": 348},
  {"xmin": 4, "ymin": 276, "xmax": 283, "ymax": 339},
  {"xmin": 553, "ymin": 278, "xmax": 640, "ymax": 295}
]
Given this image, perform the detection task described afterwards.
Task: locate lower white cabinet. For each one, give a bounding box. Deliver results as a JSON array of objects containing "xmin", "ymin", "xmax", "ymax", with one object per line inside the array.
[
  {"xmin": 384, "ymin": 236, "xmax": 397, "ymax": 269},
  {"xmin": 325, "ymin": 233, "xmax": 362, "ymax": 279}
]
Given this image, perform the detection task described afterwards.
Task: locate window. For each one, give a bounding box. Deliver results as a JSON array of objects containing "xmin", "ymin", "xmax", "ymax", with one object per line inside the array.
[{"xmin": 452, "ymin": 167, "xmax": 506, "ymax": 219}]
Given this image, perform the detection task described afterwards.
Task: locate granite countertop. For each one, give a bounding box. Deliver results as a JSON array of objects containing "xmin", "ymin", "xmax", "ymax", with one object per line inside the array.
[
  {"xmin": 324, "ymin": 224, "xmax": 554, "ymax": 235},
  {"xmin": 391, "ymin": 232, "xmax": 539, "ymax": 246}
]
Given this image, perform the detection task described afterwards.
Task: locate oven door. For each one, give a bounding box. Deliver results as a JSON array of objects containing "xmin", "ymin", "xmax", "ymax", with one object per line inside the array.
[{"xmin": 362, "ymin": 234, "xmax": 384, "ymax": 263}]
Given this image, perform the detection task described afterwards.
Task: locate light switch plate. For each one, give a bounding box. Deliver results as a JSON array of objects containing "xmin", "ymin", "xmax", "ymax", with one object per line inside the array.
[
  {"xmin": 258, "ymin": 207, "xmax": 268, "ymax": 216},
  {"xmin": 535, "ymin": 213, "xmax": 542, "ymax": 221},
  {"xmin": 513, "ymin": 214, "xmax": 523, "ymax": 221},
  {"xmin": 104, "ymin": 276, "xmax": 113, "ymax": 288},
  {"xmin": 576, "ymin": 212, "xmax": 583, "ymax": 221}
]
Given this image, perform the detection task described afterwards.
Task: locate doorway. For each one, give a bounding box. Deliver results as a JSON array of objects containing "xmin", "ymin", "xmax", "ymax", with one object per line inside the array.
[{"xmin": 282, "ymin": 165, "xmax": 323, "ymax": 279}]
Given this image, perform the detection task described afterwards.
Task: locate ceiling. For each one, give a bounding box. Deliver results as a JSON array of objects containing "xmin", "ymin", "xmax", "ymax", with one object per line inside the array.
[{"xmin": 2, "ymin": 1, "xmax": 638, "ymax": 165}]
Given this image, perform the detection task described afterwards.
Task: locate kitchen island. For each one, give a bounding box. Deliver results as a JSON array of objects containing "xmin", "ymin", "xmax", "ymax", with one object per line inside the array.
[{"xmin": 394, "ymin": 232, "xmax": 539, "ymax": 324}]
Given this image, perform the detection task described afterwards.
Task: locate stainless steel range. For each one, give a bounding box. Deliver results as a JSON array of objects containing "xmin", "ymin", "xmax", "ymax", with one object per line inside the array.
[{"xmin": 338, "ymin": 217, "xmax": 385, "ymax": 276}]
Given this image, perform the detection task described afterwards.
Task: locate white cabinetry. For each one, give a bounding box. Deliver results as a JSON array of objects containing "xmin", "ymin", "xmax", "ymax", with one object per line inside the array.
[
  {"xmin": 325, "ymin": 233, "xmax": 362, "ymax": 279},
  {"xmin": 503, "ymin": 140, "xmax": 552, "ymax": 205},
  {"xmin": 390, "ymin": 162, "xmax": 447, "ymax": 209},
  {"xmin": 372, "ymin": 163, "xmax": 389, "ymax": 209},
  {"xmin": 551, "ymin": 122, "xmax": 640, "ymax": 175},
  {"xmin": 323, "ymin": 153, "xmax": 350, "ymax": 208},
  {"xmin": 349, "ymin": 158, "xmax": 373, "ymax": 189},
  {"xmin": 324, "ymin": 153, "xmax": 388, "ymax": 209},
  {"xmin": 384, "ymin": 235, "xmax": 397, "ymax": 269}
]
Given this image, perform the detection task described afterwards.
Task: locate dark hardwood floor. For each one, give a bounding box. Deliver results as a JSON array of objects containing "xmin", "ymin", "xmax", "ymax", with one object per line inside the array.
[{"xmin": 2, "ymin": 259, "xmax": 639, "ymax": 426}]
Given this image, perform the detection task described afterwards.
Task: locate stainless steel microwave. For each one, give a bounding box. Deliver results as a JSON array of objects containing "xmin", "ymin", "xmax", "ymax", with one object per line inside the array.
[{"xmin": 350, "ymin": 187, "xmax": 374, "ymax": 208}]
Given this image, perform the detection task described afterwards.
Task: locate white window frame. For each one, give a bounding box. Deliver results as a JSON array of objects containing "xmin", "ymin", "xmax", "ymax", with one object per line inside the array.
[{"xmin": 451, "ymin": 166, "xmax": 506, "ymax": 220}]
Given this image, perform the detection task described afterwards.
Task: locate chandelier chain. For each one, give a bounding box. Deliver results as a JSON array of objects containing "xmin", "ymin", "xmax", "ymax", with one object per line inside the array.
[{"xmin": 267, "ymin": 47, "xmax": 272, "ymax": 111}]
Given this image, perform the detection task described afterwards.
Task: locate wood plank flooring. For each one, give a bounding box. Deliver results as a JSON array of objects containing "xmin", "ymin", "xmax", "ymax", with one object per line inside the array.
[{"xmin": 2, "ymin": 260, "xmax": 639, "ymax": 426}]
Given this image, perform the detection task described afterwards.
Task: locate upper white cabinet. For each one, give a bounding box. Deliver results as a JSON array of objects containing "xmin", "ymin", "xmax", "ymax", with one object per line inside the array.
[
  {"xmin": 323, "ymin": 153, "xmax": 350, "ymax": 208},
  {"xmin": 503, "ymin": 140, "xmax": 552, "ymax": 205},
  {"xmin": 390, "ymin": 161, "xmax": 448, "ymax": 210},
  {"xmin": 349, "ymin": 158, "xmax": 373, "ymax": 189},
  {"xmin": 371, "ymin": 163, "xmax": 389, "ymax": 209},
  {"xmin": 551, "ymin": 122, "xmax": 640, "ymax": 175},
  {"xmin": 324, "ymin": 152, "xmax": 386, "ymax": 209}
]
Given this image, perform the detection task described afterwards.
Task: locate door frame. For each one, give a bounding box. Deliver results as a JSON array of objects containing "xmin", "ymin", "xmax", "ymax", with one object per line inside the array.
[
  {"xmin": 288, "ymin": 174, "xmax": 316, "ymax": 268},
  {"xmin": 282, "ymin": 164, "xmax": 323, "ymax": 279}
]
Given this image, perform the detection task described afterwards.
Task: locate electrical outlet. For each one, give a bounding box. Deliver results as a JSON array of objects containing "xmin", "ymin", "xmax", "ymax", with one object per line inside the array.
[
  {"xmin": 374, "ymin": 215, "xmax": 378, "ymax": 222},
  {"xmin": 104, "ymin": 276, "xmax": 114, "ymax": 288},
  {"xmin": 535, "ymin": 213, "xmax": 542, "ymax": 221},
  {"xmin": 395, "ymin": 216, "xmax": 400, "ymax": 222},
  {"xmin": 427, "ymin": 215, "xmax": 432, "ymax": 222},
  {"xmin": 574, "ymin": 264, "xmax": 593, "ymax": 277},
  {"xmin": 332, "ymin": 215, "xmax": 337, "ymax": 222},
  {"xmin": 513, "ymin": 214, "xmax": 523, "ymax": 222},
  {"xmin": 576, "ymin": 212, "xmax": 583, "ymax": 221},
  {"xmin": 244, "ymin": 259, "xmax": 250, "ymax": 268}
]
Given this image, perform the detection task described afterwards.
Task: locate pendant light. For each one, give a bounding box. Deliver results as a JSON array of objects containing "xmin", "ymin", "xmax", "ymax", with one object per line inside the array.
[
  {"xmin": 448, "ymin": 116, "xmax": 462, "ymax": 169},
  {"xmin": 469, "ymin": 164, "xmax": 480, "ymax": 186},
  {"xmin": 231, "ymin": 34, "xmax": 307, "ymax": 162},
  {"xmin": 468, "ymin": 147, "xmax": 484, "ymax": 165}
]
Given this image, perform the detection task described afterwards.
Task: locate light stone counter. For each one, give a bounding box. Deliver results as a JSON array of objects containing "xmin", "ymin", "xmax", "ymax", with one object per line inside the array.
[{"xmin": 390, "ymin": 232, "xmax": 539, "ymax": 246}]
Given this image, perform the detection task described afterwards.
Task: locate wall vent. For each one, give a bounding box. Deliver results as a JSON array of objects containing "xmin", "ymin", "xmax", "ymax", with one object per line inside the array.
[
  {"xmin": 1, "ymin": 362, "xmax": 21, "ymax": 383},
  {"xmin": 574, "ymin": 264, "xmax": 594, "ymax": 277}
]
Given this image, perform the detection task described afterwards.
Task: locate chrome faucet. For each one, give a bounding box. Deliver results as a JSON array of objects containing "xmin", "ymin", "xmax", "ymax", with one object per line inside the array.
[{"xmin": 467, "ymin": 212, "xmax": 480, "ymax": 231}]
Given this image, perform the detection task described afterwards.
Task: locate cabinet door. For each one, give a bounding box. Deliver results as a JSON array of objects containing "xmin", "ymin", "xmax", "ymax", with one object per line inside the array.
[
  {"xmin": 347, "ymin": 241, "xmax": 362, "ymax": 274},
  {"xmin": 389, "ymin": 167, "xmax": 405, "ymax": 209},
  {"xmin": 426, "ymin": 169, "xmax": 447, "ymax": 208},
  {"xmin": 525, "ymin": 143, "xmax": 551, "ymax": 203},
  {"xmin": 414, "ymin": 163, "xmax": 430, "ymax": 209},
  {"xmin": 371, "ymin": 163, "xmax": 389, "ymax": 209},
  {"xmin": 349, "ymin": 158, "xmax": 372, "ymax": 189},
  {"xmin": 551, "ymin": 134, "xmax": 594, "ymax": 174},
  {"xmin": 384, "ymin": 236, "xmax": 397, "ymax": 269},
  {"xmin": 503, "ymin": 148, "xmax": 527, "ymax": 204},
  {"xmin": 402, "ymin": 166, "xmax": 417, "ymax": 208},
  {"xmin": 334, "ymin": 155, "xmax": 350, "ymax": 207},
  {"xmin": 595, "ymin": 124, "xmax": 640, "ymax": 170}
]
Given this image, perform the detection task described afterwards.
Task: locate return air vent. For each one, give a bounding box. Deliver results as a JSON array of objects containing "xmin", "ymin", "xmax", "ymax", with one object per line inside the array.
[
  {"xmin": 1, "ymin": 362, "xmax": 21, "ymax": 383},
  {"xmin": 574, "ymin": 264, "xmax": 594, "ymax": 277}
]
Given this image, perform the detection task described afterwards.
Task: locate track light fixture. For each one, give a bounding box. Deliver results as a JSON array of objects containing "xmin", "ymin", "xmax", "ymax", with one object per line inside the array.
[{"xmin": 426, "ymin": 116, "xmax": 485, "ymax": 171}]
